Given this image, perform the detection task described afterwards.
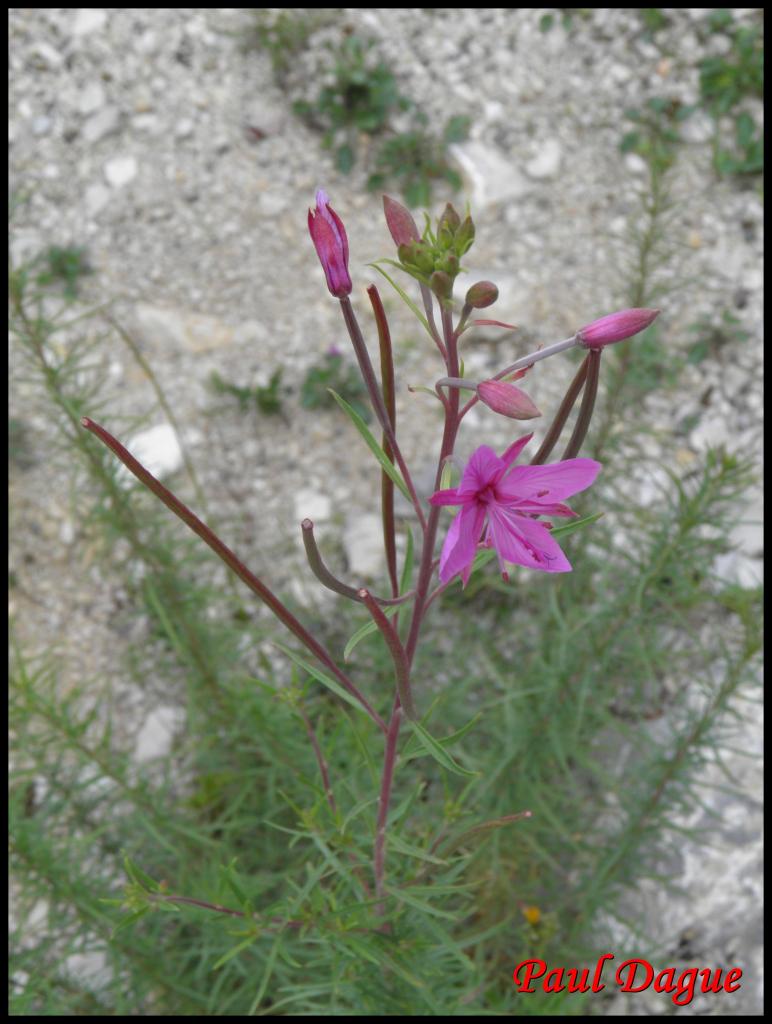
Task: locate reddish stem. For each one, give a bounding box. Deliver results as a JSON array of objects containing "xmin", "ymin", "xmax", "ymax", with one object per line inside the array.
[
  {"xmin": 367, "ymin": 284, "xmax": 399, "ymax": 597},
  {"xmin": 80, "ymin": 417, "xmax": 387, "ymax": 734}
]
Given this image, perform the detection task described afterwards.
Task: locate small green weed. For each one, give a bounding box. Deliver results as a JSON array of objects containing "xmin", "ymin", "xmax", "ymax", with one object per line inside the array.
[
  {"xmin": 208, "ymin": 368, "xmax": 284, "ymax": 415},
  {"xmin": 35, "ymin": 245, "xmax": 92, "ymax": 300},
  {"xmin": 293, "ymin": 34, "xmax": 411, "ymax": 175},
  {"xmin": 301, "ymin": 349, "xmax": 371, "ymax": 423}
]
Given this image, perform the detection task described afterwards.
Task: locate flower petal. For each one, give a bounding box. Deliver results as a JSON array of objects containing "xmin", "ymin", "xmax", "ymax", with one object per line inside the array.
[
  {"xmin": 429, "ymin": 486, "xmax": 468, "ymax": 507},
  {"xmin": 438, "ymin": 502, "xmax": 486, "ymax": 583},
  {"xmin": 498, "ymin": 458, "xmax": 601, "ymax": 502},
  {"xmin": 487, "ymin": 505, "xmax": 572, "ymax": 573},
  {"xmin": 457, "ymin": 445, "xmax": 504, "ymax": 496},
  {"xmin": 499, "ymin": 432, "xmax": 534, "ymax": 472}
]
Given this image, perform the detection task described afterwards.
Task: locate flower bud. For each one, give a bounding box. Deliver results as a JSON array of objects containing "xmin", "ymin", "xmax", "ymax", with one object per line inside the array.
[
  {"xmin": 465, "ymin": 281, "xmax": 499, "ymax": 309},
  {"xmin": 429, "ymin": 270, "xmax": 453, "ymax": 300},
  {"xmin": 454, "ymin": 215, "xmax": 475, "ymax": 255},
  {"xmin": 399, "ymin": 240, "xmax": 434, "ymax": 276},
  {"xmin": 383, "ymin": 195, "xmax": 420, "ymax": 248},
  {"xmin": 577, "ymin": 308, "xmax": 660, "ymax": 349},
  {"xmin": 477, "ymin": 380, "xmax": 541, "ymax": 420},
  {"xmin": 308, "ymin": 189, "xmax": 352, "ymax": 298},
  {"xmin": 438, "ymin": 202, "xmax": 461, "ymax": 235}
]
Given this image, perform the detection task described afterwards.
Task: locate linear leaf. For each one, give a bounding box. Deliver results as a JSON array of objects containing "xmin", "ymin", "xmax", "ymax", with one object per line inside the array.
[
  {"xmin": 402, "ymin": 712, "xmax": 482, "ymax": 763},
  {"xmin": 328, "ymin": 389, "xmax": 411, "ymax": 501},
  {"xmin": 273, "ymin": 642, "xmax": 370, "ymax": 718},
  {"xmin": 550, "ymin": 510, "xmax": 604, "ymax": 539},
  {"xmin": 368, "ymin": 261, "xmax": 432, "ymax": 338},
  {"xmin": 409, "ymin": 719, "xmax": 479, "ymax": 778},
  {"xmin": 343, "ymin": 619, "xmax": 379, "ymax": 662}
]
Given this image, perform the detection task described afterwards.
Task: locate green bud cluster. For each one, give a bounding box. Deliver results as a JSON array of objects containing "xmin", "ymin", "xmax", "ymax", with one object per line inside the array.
[{"xmin": 396, "ymin": 203, "xmax": 475, "ymax": 299}]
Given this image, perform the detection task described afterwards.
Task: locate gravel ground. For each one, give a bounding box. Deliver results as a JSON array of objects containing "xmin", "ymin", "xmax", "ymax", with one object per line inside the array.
[{"xmin": 9, "ymin": 8, "xmax": 762, "ymax": 1014}]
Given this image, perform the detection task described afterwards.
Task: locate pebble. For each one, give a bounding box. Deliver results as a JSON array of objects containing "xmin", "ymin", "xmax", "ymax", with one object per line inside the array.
[
  {"xmin": 343, "ymin": 513, "xmax": 384, "ymax": 579},
  {"xmin": 134, "ymin": 303, "xmax": 234, "ymax": 353},
  {"xmin": 293, "ymin": 489, "xmax": 332, "ymax": 525},
  {"xmin": 71, "ymin": 9, "xmax": 107, "ymax": 36},
  {"xmin": 103, "ymin": 154, "xmax": 137, "ymax": 187},
  {"xmin": 31, "ymin": 116, "xmax": 52, "ymax": 136},
  {"xmin": 175, "ymin": 117, "xmax": 195, "ymax": 139},
  {"xmin": 78, "ymin": 82, "xmax": 106, "ymax": 115},
  {"xmin": 83, "ymin": 106, "xmax": 121, "ymax": 143},
  {"xmin": 524, "ymin": 138, "xmax": 563, "ymax": 180},
  {"xmin": 117, "ymin": 423, "xmax": 183, "ymax": 485},
  {"xmin": 84, "ymin": 182, "xmax": 111, "ymax": 216},
  {"xmin": 450, "ymin": 141, "xmax": 531, "ymax": 208},
  {"xmin": 34, "ymin": 42, "xmax": 64, "ymax": 69},
  {"xmin": 134, "ymin": 704, "xmax": 185, "ymax": 762}
]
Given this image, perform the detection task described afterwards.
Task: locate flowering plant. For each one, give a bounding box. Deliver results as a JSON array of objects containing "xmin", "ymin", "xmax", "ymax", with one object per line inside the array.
[{"xmin": 82, "ymin": 192, "xmax": 658, "ymax": 923}]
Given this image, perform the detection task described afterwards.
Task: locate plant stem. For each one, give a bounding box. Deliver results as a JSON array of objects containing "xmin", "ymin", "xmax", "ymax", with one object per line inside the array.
[
  {"xmin": 360, "ymin": 590, "xmax": 415, "ymax": 720},
  {"xmin": 301, "ymin": 519, "xmax": 414, "ymax": 606},
  {"xmin": 367, "ymin": 284, "xmax": 399, "ymax": 597},
  {"xmin": 338, "ymin": 296, "xmax": 427, "ymax": 531},
  {"xmin": 81, "ymin": 417, "xmax": 387, "ymax": 734},
  {"xmin": 561, "ymin": 349, "xmax": 601, "ymax": 459},
  {"xmin": 529, "ymin": 355, "xmax": 590, "ymax": 465},
  {"xmin": 374, "ymin": 706, "xmax": 402, "ymax": 905}
]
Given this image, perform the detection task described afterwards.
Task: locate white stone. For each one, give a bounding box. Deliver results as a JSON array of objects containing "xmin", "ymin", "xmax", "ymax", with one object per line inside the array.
[
  {"xmin": 680, "ymin": 109, "xmax": 715, "ymax": 145},
  {"xmin": 59, "ymin": 518, "xmax": 76, "ymax": 545},
  {"xmin": 117, "ymin": 423, "xmax": 183, "ymax": 486},
  {"xmin": 258, "ymin": 191, "xmax": 290, "ymax": 217},
  {"xmin": 689, "ymin": 417, "xmax": 730, "ymax": 453},
  {"xmin": 525, "ymin": 138, "xmax": 563, "ymax": 180},
  {"xmin": 449, "ymin": 141, "xmax": 530, "ymax": 209},
  {"xmin": 293, "ymin": 488, "xmax": 332, "ymax": 525},
  {"xmin": 34, "ymin": 42, "xmax": 64, "ymax": 68},
  {"xmin": 83, "ymin": 106, "xmax": 121, "ymax": 143},
  {"xmin": 134, "ymin": 705, "xmax": 185, "ymax": 763},
  {"xmin": 175, "ymin": 117, "xmax": 195, "ymax": 139},
  {"xmin": 78, "ymin": 82, "xmax": 106, "ymax": 115},
  {"xmin": 84, "ymin": 183, "xmax": 111, "ymax": 216},
  {"xmin": 343, "ymin": 514, "xmax": 384, "ymax": 580},
  {"xmin": 104, "ymin": 155, "xmax": 137, "ymax": 188},
  {"xmin": 623, "ymin": 153, "xmax": 648, "ymax": 176},
  {"xmin": 134, "ymin": 303, "xmax": 235, "ymax": 353},
  {"xmin": 31, "ymin": 116, "xmax": 52, "ymax": 136},
  {"xmin": 62, "ymin": 950, "xmax": 112, "ymax": 988},
  {"xmin": 72, "ymin": 9, "xmax": 107, "ymax": 36}
]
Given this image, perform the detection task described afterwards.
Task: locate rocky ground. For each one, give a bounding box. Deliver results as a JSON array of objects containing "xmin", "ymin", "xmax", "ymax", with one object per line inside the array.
[{"xmin": 9, "ymin": 8, "xmax": 762, "ymax": 1014}]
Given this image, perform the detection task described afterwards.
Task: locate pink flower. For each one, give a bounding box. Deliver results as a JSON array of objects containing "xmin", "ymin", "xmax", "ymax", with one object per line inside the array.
[
  {"xmin": 477, "ymin": 380, "xmax": 541, "ymax": 420},
  {"xmin": 429, "ymin": 435, "xmax": 601, "ymax": 584},
  {"xmin": 578, "ymin": 308, "xmax": 660, "ymax": 349},
  {"xmin": 308, "ymin": 189, "xmax": 352, "ymax": 298}
]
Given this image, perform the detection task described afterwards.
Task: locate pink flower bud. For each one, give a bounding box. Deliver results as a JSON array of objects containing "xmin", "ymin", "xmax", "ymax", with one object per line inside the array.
[
  {"xmin": 477, "ymin": 380, "xmax": 541, "ymax": 420},
  {"xmin": 577, "ymin": 308, "xmax": 660, "ymax": 349},
  {"xmin": 382, "ymin": 195, "xmax": 420, "ymax": 248},
  {"xmin": 308, "ymin": 189, "xmax": 352, "ymax": 298},
  {"xmin": 465, "ymin": 281, "xmax": 499, "ymax": 309}
]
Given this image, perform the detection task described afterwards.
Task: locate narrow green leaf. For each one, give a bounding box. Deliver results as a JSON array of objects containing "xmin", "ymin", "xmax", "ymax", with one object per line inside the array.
[
  {"xmin": 388, "ymin": 833, "xmax": 448, "ymax": 865},
  {"xmin": 123, "ymin": 855, "xmax": 160, "ymax": 893},
  {"xmin": 111, "ymin": 907, "xmax": 150, "ymax": 935},
  {"xmin": 550, "ymin": 510, "xmax": 604, "ymax": 539},
  {"xmin": 212, "ymin": 934, "xmax": 259, "ymax": 971},
  {"xmin": 328, "ymin": 389, "xmax": 411, "ymax": 502},
  {"xmin": 343, "ymin": 619, "xmax": 379, "ymax": 662},
  {"xmin": 273, "ymin": 642, "xmax": 370, "ymax": 718},
  {"xmin": 409, "ymin": 719, "xmax": 479, "ymax": 778},
  {"xmin": 402, "ymin": 712, "xmax": 482, "ymax": 763},
  {"xmin": 368, "ymin": 261, "xmax": 433, "ymax": 338},
  {"xmin": 384, "ymin": 883, "xmax": 458, "ymax": 920}
]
